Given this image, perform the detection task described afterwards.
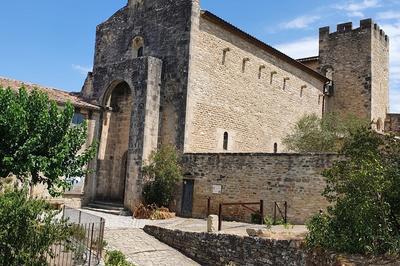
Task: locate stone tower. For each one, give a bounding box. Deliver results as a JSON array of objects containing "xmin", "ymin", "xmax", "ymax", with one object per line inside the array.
[{"xmin": 319, "ymin": 19, "xmax": 389, "ymax": 131}]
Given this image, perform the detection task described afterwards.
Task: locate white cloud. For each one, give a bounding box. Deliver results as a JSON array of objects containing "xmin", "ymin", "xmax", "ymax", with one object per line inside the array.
[
  {"xmin": 280, "ymin": 15, "xmax": 321, "ymax": 29},
  {"xmin": 274, "ymin": 37, "xmax": 319, "ymax": 59},
  {"xmin": 377, "ymin": 11, "xmax": 400, "ymax": 20},
  {"xmin": 335, "ymin": 0, "xmax": 380, "ymax": 17},
  {"xmin": 72, "ymin": 64, "xmax": 91, "ymax": 75}
]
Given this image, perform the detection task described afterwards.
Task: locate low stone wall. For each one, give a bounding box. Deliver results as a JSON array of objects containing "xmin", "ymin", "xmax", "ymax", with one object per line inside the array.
[
  {"xmin": 181, "ymin": 153, "xmax": 341, "ymax": 224},
  {"xmin": 143, "ymin": 225, "xmax": 337, "ymax": 266}
]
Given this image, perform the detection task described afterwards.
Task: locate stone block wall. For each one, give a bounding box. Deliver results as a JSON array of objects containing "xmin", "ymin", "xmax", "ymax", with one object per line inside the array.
[
  {"xmin": 144, "ymin": 226, "xmax": 308, "ymax": 266},
  {"xmin": 181, "ymin": 153, "xmax": 341, "ymax": 224},
  {"xmin": 144, "ymin": 226, "xmax": 396, "ymax": 266},
  {"xmin": 386, "ymin": 113, "xmax": 400, "ymax": 133},
  {"xmin": 185, "ymin": 13, "xmax": 326, "ymax": 153},
  {"xmin": 319, "ymin": 19, "xmax": 389, "ymax": 127}
]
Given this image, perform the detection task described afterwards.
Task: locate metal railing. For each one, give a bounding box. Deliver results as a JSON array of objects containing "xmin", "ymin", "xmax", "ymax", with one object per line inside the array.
[
  {"xmin": 218, "ymin": 200, "xmax": 264, "ymax": 231},
  {"xmin": 46, "ymin": 207, "xmax": 105, "ymax": 266}
]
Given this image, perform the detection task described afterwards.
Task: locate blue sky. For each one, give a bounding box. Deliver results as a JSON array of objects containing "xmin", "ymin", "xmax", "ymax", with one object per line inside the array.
[{"xmin": 0, "ymin": 0, "xmax": 399, "ymax": 112}]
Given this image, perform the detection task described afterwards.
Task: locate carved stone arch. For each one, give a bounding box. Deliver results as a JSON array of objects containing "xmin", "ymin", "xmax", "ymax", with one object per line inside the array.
[{"xmin": 96, "ymin": 80, "xmax": 134, "ymax": 203}]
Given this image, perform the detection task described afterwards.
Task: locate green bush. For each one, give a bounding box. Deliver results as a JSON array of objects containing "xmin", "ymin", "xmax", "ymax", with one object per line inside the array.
[
  {"xmin": 306, "ymin": 129, "xmax": 400, "ymax": 255},
  {"xmin": 142, "ymin": 145, "xmax": 182, "ymax": 207},
  {"xmin": 105, "ymin": 250, "xmax": 135, "ymax": 266},
  {"xmin": 0, "ymin": 189, "xmax": 72, "ymax": 265},
  {"xmin": 283, "ymin": 113, "xmax": 368, "ymax": 153}
]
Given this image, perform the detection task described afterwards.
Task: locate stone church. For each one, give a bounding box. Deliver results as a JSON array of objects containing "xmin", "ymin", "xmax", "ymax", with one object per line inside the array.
[{"xmin": 1, "ymin": 0, "xmax": 399, "ymax": 222}]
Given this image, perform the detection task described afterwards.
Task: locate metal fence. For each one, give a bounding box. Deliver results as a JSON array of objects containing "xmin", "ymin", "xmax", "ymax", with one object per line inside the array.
[{"xmin": 46, "ymin": 207, "xmax": 105, "ymax": 266}]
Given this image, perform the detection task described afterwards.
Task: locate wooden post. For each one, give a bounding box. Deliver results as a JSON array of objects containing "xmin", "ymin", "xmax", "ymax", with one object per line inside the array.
[
  {"xmin": 260, "ymin": 200, "xmax": 264, "ymax": 225},
  {"xmin": 218, "ymin": 203, "xmax": 222, "ymax": 231},
  {"xmin": 284, "ymin": 201, "xmax": 288, "ymax": 224},
  {"xmin": 207, "ymin": 197, "xmax": 211, "ymax": 217},
  {"xmin": 273, "ymin": 202, "xmax": 277, "ymax": 224}
]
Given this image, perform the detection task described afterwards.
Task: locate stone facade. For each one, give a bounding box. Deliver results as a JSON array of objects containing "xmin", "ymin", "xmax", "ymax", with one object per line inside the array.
[
  {"xmin": 180, "ymin": 153, "xmax": 340, "ymax": 224},
  {"xmin": 185, "ymin": 12, "xmax": 326, "ymax": 153},
  {"xmin": 318, "ymin": 19, "xmax": 389, "ymax": 131},
  {"xmin": 3, "ymin": 0, "xmax": 398, "ymax": 216}
]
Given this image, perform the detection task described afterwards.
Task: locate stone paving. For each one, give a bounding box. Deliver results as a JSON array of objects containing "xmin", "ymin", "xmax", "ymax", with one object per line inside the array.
[
  {"xmin": 104, "ymin": 229, "xmax": 199, "ymax": 266},
  {"xmin": 80, "ymin": 210, "xmax": 199, "ymax": 266},
  {"xmin": 81, "ymin": 209, "xmax": 308, "ymax": 266}
]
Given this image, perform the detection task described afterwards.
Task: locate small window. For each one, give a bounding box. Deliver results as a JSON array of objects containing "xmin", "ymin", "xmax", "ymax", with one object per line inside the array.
[
  {"xmin": 223, "ymin": 132, "xmax": 229, "ymax": 151},
  {"xmin": 132, "ymin": 36, "xmax": 145, "ymax": 58},
  {"xmin": 72, "ymin": 113, "xmax": 85, "ymax": 125},
  {"xmin": 242, "ymin": 58, "xmax": 250, "ymax": 73},
  {"xmin": 283, "ymin": 77, "xmax": 290, "ymax": 90},
  {"xmin": 259, "ymin": 65, "xmax": 265, "ymax": 79},
  {"xmin": 270, "ymin": 71, "xmax": 277, "ymax": 85},
  {"xmin": 222, "ymin": 48, "xmax": 230, "ymax": 65},
  {"xmin": 274, "ymin": 143, "xmax": 278, "ymax": 153},
  {"xmin": 137, "ymin": 46, "xmax": 144, "ymax": 57}
]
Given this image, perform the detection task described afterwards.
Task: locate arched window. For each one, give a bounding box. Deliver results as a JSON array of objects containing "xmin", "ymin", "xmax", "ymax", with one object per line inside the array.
[
  {"xmin": 274, "ymin": 143, "xmax": 278, "ymax": 153},
  {"xmin": 223, "ymin": 132, "xmax": 229, "ymax": 151},
  {"xmin": 132, "ymin": 36, "xmax": 145, "ymax": 58}
]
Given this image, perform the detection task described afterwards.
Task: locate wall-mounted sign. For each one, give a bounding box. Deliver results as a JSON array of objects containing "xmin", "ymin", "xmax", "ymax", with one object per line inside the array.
[{"xmin": 212, "ymin": 185, "xmax": 222, "ymax": 194}]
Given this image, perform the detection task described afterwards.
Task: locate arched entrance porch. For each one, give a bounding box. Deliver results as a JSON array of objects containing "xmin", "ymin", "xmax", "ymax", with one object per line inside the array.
[{"xmin": 96, "ymin": 81, "xmax": 133, "ymax": 204}]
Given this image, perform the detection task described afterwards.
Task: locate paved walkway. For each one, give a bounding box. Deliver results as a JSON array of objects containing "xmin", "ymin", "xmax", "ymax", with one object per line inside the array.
[
  {"xmin": 104, "ymin": 229, "xmax": 199, "ymax": 266},
  {"xmin": 81, "ymin": 210, "xmax": 199, "ymax": 266},
  {"xmin": 81, "ymin": 209, "xmax": 307, "ymax": 266}
]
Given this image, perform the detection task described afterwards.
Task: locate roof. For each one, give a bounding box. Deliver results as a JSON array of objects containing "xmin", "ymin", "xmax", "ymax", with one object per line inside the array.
[
  {"xmin": 297, "ymin": 56, "xmax": 320, "ymax": 63},
  {"xmin": 200, "ymin": 11, "xmax": 329, "ymax": 83},
  {"xmin": 0, "ymin": 77, "xmax": 100, "ymax": 110}
]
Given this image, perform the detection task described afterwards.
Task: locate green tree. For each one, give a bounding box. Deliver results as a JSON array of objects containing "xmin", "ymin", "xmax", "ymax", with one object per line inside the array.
[
  {"xmin": 0, "ymin": 87, "xmax": 96, "ymax": 196},
  {"xmin": 306, "ymin": 128, "xmax": 400, "ymax": 255},
  {"xmin": 142, "ymin": 145, "xmax": 183, "ymax": 207},
  {"xmin": 282, "ymin": 113, "xmax": 368, "ymax": 153},
  {"xmin": 0, "ymin": 189, "xmax": 72, "ymax": 265}
]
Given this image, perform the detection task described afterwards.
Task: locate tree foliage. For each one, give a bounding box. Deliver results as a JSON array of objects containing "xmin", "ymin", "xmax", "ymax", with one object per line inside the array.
[
  {"xmin": 0, "ymin": 87, "xmax": 96, "ymax": 196},
  {"xmin": 0, "ymin": 189, "xmax": 72, "ymax": 265},
  {"xmin": 283, "ymin": 113, "xmax": 368, "ymax": 153},
  {"xmin": 142, "ymin": 145, "xmax": 183, "ymax": 208},
  {"xmin": 306, "ymin": 128, "xmax": 400, "ymax": 255}
]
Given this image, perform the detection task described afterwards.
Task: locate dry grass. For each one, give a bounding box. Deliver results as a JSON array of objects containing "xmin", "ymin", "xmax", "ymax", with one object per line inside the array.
[{"xmin": 133, "ymin": 204, "xmax": 175, "ymax": 220}]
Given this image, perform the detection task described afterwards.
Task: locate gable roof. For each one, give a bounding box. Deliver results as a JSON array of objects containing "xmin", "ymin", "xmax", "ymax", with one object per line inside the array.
[
  {"xmin": 200, "ymin": 11, "xmax": 329, "ymax": 83},
  {"xmin": 0, "ymin": 77, "xmax": 100, "ymax": 111}
]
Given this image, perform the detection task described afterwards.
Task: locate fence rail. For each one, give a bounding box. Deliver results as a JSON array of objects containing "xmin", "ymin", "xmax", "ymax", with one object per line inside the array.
[{"xmin": 46, "ymin": 207, "xmax": 105, "ymax": 266}]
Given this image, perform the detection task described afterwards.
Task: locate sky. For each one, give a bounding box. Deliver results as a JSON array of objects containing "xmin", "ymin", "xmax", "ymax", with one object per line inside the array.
[{"xmin": 0, "ymin": 0, "xmax": 399, "ymax": 112}]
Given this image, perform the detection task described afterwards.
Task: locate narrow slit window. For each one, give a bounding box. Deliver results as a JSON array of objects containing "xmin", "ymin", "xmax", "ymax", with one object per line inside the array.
[
  {"xmin": 259, "ymin": 65, "xmax": 265, "ymax": 79},
  {"xmin": 223, "ymin": 132, "xmax": 229, "ymax": 151},
  {"xmin": 132, "ymin": 36, "xmax": 145, "ymax": 58},
  {"xmin": 242, "ymin": 58, "xmax": 250, "ymax": 73},
  {"xmin": 270, "ymin": 71, "xmax": 277, "ymax": 85},
  {"xmin": 137, "ymin": 46, "xmax": 144, "ymax": 57},
  {"xmin": 274, "ymin": 143, "xmax": 278, "ymax": 153},
  {"xmin": 283, "ymin": 77, "xmax": 290, "ymax": 90},
  {"xmin": 300, "ymin": 85, "xmax": 307, "ymax": 97},
  {"xmin": 222, "ymin": 48, "xmax": 230, "ymax": 65}
]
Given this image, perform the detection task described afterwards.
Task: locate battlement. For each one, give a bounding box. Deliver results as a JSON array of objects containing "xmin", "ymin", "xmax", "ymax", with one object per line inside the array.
[{"xmin": 319, "ymin": 19, "xmax": 389, "ymax": 45}]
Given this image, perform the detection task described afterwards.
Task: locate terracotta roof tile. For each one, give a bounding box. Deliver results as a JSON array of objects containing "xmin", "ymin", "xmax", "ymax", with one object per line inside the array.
[{"xmin": 0, "ymin": 77, "xmax": 100, "ymax": 110}]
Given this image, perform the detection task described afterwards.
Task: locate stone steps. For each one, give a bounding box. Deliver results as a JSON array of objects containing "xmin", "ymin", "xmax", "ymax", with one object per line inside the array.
[{"xmin": 85, "ymin": 201, "xmax": 129, "ymax": 216}]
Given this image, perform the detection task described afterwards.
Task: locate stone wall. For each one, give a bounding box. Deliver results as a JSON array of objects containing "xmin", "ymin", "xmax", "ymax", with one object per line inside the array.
[
  {"xmin": 181, "ymin": 153, "xmax": 340, "ymax": 224},
  {"xmin": 386, "ymin": 113, "xmax": 400, "ymax": 133},
  {"xmin": 185, "ymin": 13, "xmax": 326, "ymax": 153},
  {"xmin": 144, "ymin": 225, "xmax": 398, "ymax": 266},
  {"xmin": 319, "ymin": 19, "xmax": 389, "ymax": 127}
]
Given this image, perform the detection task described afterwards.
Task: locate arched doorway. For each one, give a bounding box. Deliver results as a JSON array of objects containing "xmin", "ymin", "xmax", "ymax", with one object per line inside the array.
[{"xmin": 96, "ymin": 81, "xmax": 133, "ymax": 203}]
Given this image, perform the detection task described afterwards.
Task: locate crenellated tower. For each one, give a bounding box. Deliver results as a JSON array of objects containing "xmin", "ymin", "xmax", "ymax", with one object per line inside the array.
[{"xmin": 319, "ymin": 19, "xmax": 390, "ymax": 131}]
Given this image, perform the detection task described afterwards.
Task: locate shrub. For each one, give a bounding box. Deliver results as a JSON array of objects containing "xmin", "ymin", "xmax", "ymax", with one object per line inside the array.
[
  {"xmin": 105, "ymin": 250, "xmax": 135, "ymax": 266},
  {"xmin": 306, "ymin": 129, "xmax": 400, "ymax": 255},
  {"xmin": 283, "ymin": 113, "xmax": 368, "ymax": 153},
  {"xmin": 142, "ymin": 145, "xmax": 182, "ymax": 207},
  {"xmin": 0, "ymin": 189, "xmax": 72, "ymax": 265}
]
